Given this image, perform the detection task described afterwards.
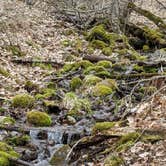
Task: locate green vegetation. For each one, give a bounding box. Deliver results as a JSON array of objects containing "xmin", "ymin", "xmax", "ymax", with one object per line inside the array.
[
  {"xmin": 6, "ymin": 45, "xmax": 25, "ymax": 57},
  {"xmin": 97, "ymin": 61, "xmax": 112, "ymax": 68},
  {"xmin": 70, "ymin": 77, "xmax": 82, "ymax": 91},
  {"xmin": 0, "ymin": 66, "xmax": 10, "ymax": 77},
  {"xmin": 12, "ymin": 94, "xmax": 35, "ymax": 108},
  {"xmin": 83, "ymin": 75, "xmax": 102, "ymax": 86},
  {"xmin": 0, "ymin": 117, "xmax": 15, "ymax": 125},
  {"xmin": 104, "ymin": 155, "xmax": 124, "ymax": 166},
  {"xmin": 93, "ymin": 84, "xmax": 113, "ymax": 96},
  {"xmin": 35, "ymin": 88, "xmax": 56, "ymax": 100},
  {"xmin": 27, "ymin": 110, "xmax": 52, "ymax": 127}
]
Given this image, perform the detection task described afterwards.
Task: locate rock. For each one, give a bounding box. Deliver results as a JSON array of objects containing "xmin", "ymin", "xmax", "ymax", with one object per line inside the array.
[
  {"xmin": 66, "ymin": 116, "xmax": 76, "ymax": 125},
  {"xmin": 50, "ymin": 145, "xmax": 71, "ymax": 166},
  {"xmin": 27, "ymin": 110, "xmax": 52, "ymax": 127}
]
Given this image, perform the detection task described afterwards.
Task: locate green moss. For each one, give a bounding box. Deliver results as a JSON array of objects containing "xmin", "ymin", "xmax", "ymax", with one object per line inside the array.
[
  {"xmin": 87, "ymin": 47, "xmax": 95, "ymax": 54},
  {"xmin": 6, "ymin": 45, "xmax": 25, "ymax": 57},
  {"xmin": 6, "ymin": 135, "xmax": 30, "ymax": 146},
  {"xmin": 61, "ymin": 39, "xmax": 72, "ymax": 47},
  {"xmin": 143, "ymin": 45, "xmax": 150, "ymax": 52},
  {"xmin": 116, "ymin": 49, "xmax": 128, "ymax": 55},
  {"xmin": 96, "ymin": 71, "xmax": 111, "ymax": 78},
  {"xmin": 24, "ymin": 80, "xmax": 38, "ymax": 92},
  {"xmin": 93, "ymin": 84, "xmax": 113, "ymax": 96},
  {"xmin": 92, "ymin": 122, "xmax": 116, "ymax": 134},
  {"xmin": 141, "ymin": 134, "xmax": 163, "ymax": 143},
  {"xmin": 129, "ymin": 50, "xmax": 147, "ymax": 61},
  {"xmin": 102, "ymin": 47, "xmax": 112, "ymax": 56},
  {"xmin": 84, "ymin": 66, "xmax": 108, "ymax": 75},
  {"xmin": 27, "ymin": 110, "xmax": 52, "ymax": 127},
  {"xmin": 143, "ymin": 66, "xmax": 158, "ymax": 73},
  {"xmin": 116, "ymin": 132, "xmax": 140, "ymax": 152},
  {"xmin": 0, "ymin": 142, "xmax": 19, "ymax": 166},
  {"xmin": 12, "ymin": 94, "xmax": 35, "ymax": 108},
  {"xmin": 35, "ymin": 88, "xmax": 56, "ymax": 100},
  {"xmin": 0, "ymin": 66, "xmax": 10, "ymax": 77},
  {"xmin": 33, "ymin": 63, "xmax": 52, "ymax": 70},
  {"xmin": 97, "ymin": 61, "xmax": 112, "ymax": 68},
  {"xmin": 133, "ymin": 65, "xmax": 144, "ymax": 72},
  {"xmin": 83, "ymin": 75, "xmax": 102, "ymax": 86},
  {"xmin": 91, "ymin": 40, "xmax": 108, "ymax": 49},
  {"xmin": 70, "ymin": 77, "xmax": 82, "ymax": 91},
  {"xmin": 104, "ymin": 155, "xmax": 124, "ymax": 166},
  {"xmin": 0, "ymin": 117, "xmax": 15, "ymax": 125},
  {"xmin": 63, "ymin": 92, "xmax": 91, "ymax": 117},
  {"xmin": 86, "ymin": 25, "xmax": 110, "ymax": 44}
]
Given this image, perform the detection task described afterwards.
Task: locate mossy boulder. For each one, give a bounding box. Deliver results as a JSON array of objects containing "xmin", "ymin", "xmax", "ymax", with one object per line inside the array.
[
  {"xmin": 50, "ymin": 145, "xmax": 71, "ymax": 165},
  {"xmin": 0, "ymin": 142, "xmax": 19, "ymax": 166},
  {"xmin": 93, "ymin": 84, "xmax": 113, "ymax": 97},
  {"xmin": 27, "ymin": 110, "xmax": 52, "ymax": 127},
  {"xmin": 92, "ymin": 122, "xmax": 116, "ymax": 134},
  {"xmin": 12, "ymin": 94, "xmax": 35, "ymax": 108},
  {"xmin": 97, "ymin": 61, "xmax": 112, "ymax": 68},
  {"xmin": 83, "ymin": 75, "xmax": 102, "ymax": 86},
  {"xmin": 0, "ymin": 116, "xmax": 15, "ymax": 125},
  {"xmin": 6, "ymin": 135, "xmax": 30, "ymax": 146},
  {"xmin": 70, "ymin": 77, "xmax": 82, "ymax": 91}
]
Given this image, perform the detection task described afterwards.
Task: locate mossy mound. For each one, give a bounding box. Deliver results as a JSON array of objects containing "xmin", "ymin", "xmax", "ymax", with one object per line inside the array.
[
  {"xmin": 70, "ymin": 77, "xmax": 82, "ymax": 91},
  {"xmin": 102, "ymin": 47, "xmax": 112, "ymax": 56},
  {"xmin": 97, "ymin": 61, "xmax": 112, "ymax": 68},
  {"xmin": 0, "ymin": 142, "xmax": 19, "ymax": 166},
  {"xmin": 98, "ymin": 79, "xmax": 118, "ymax": 90},
  {"xmin": 0, "ymin": 116, "xmax": 15, "ymax": 125},
  {"xmin": 91, "ymin": 40, "xmax": 108, "ymax": 49},
  {"xmin": 83, "ymin": 75, "xmax": 102, "ymax": 86},
  {"xmin": 0, "ymin": 66, "xmax": 10, "ymax": 77},
  {"xmin": 35, "ymin": 88, "xmax": 56, "ymax": 100},
  {"xmin": 12, "ymin": 94, "xmax": 35, "ymax": 108},
  {"xmin": 84, "ymin": 66, "xmax": 108, "ymax": 75},
  {"xmin": 27, "ymin": 110, "xmax": 52, "ymax": 127},
  {"xmin": 92, "ymin": 122, "xmax": 116, "ymax": 134}
]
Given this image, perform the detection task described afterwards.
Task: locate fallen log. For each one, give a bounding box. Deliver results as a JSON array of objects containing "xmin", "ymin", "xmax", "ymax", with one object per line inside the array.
[{"xmin": 128, "ymin": 2, "xmax": 166, "ymax": 33}]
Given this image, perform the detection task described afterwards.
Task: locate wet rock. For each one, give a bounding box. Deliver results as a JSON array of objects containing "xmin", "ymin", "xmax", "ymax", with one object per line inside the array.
[
  {"xmin": 50, "ymin": 145, "xmax": 71, "ymax": 166},
  {"xmin": 21, "ymin": 149, "xmax": 38, "ymax": 161}
]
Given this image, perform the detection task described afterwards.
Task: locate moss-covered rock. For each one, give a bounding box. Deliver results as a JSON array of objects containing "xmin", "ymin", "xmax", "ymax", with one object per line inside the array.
[
  {"xmin": 35, "ymin": 88, "xmax": 56, "ymax": 100},
  {"xmin": 27, "ymin": 110, "xmax": 52, "ymax": 127},
  {"xmin": 102, "ymin": 47, "xmax": 112, "ymax": 56},
  {"xmin": 91, "ymin": 40, "xmax": 108, "ymax": 49},
  {"xmin": 6, "ymin": 135, "xmax": 30, "ymax": 146},
  {"xmin": 83, "ymin": 75, "xmax": 102, "ymax": 86},
  {"xmin": 0, "ymin": 116, "xmax": 15, "ymax": 125},
  {"xmin": 104, "ymin": 155, "xmax": 124, "ymax": 166},
  {"xmin": 93, "ymin": 84, "xmax": 113, "ymax": 97},
  {"xmin": 92, "ymin": 122, "xmax": 116, "ymax": 134},
  {"xmin": 12, "ymin": 94, "xmax": 35, "ymax": 108},
  {"xmin": 84, "ymin": 66, "xmax": 108, "ymax": 75},
  {"xmin": 50, "ymin": 145, "xmax": 71, "ymax": 165},
  {"xmin": 0, "ymin": 142, "xmax": 19, "ymax": 166},
  {"xmin": 97, "ymin": 61, "xmax": 112, "ymax": 68},
  {"xmin": 70, "ymin": 77, "xmax": 82, "ymax": 91}
]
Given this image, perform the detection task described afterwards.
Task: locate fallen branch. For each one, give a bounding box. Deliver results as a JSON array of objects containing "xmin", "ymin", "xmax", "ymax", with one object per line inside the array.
[{"xmin": 11, "ymin": 58, "xmax": 64, "ymax": 68}]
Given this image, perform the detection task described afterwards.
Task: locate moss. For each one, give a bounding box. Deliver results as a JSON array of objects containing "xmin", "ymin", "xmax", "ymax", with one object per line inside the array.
[
  {"xmin": 0, "ymin": 66, "xmax": 10, "ymax": 77},
  {"xmin": 86, "ymin": 25, "xmax": 110, "ymax": 44},
  {"xmin": 116, "ymin": 49, "xmax": 128, "ymax": 55},
  {"xmin": 27, "ymin": 110, "xmax": 52, "ymax": 127},
  {"xmin": 99, "ymin": 79, "xmax": 118, "ymax": 90},
  {"xmin": 143, "ymin": 66, "xmax": 158, "ymax": 73},
  {"xmin": 92, "ymin": 122, "xmax": 116, "ymax": 134},
  {"xmin": 63, "ymin": 92, "xmax": 91, "ymax": 117},
  {"xmin": 12, "ymin": 94, "xmax": 35, "ymax": 108},
  {"xmin": 141, "ymin": 134, "xmax": 163, "ymax": 143},
  {"xmin": 74, "ymin": 39, "xmax": 83, "ymax": 52},
  {"xmin": 84, "ymin": 66, "xmax": 108, "ymax": 75},
  {"xmin": 91, "ymin": 40, "xmax": 108, "ymax": 49},
  {"xmin": 77, "ymin": 60, "xmax": 94, "ymax": 69},
  {"xmin": 87, "ymin": 47, "xmax": 95, "ymax": 54},
  {"xmin": 70, "ymin": 77, "xmax": 82, "ymax": 91},
  {"xmin": 96, "ymin": 71, "xmax": 111, "ymax": 78},
  {"xmin": 93, "ymin": 84, "xmax": 113, "ymax": 96},
  {"xmin": 129, "ymin": 50, "xmax": 147, "ymax": 61},
  {"xmin": 33, "ymin": 63, "xmax": 52, "ymax": 70},
  {"xmin": 0, "ymin": 117, "xmax": 15, "ymax": 125},
  {"xmin": 97, "ymin": 61, "xmax": 112, "ymax": 68},
  {"xmin": 116, "ymin": 132, "xmax": 140, "ymax": 152},
  {"xmin": 83, "ymin": 75, "xmax": 102, "ymax": 86},
  {"xmin": 133, "ymin": 65, "xmax": 144, "ymax": 72},
  {"xmin": 24, "ymin": 80, "xmax": 38, "ymax": 92},
  {"xmin": 102, "ymin": 47, "xmax": 112, "ymax": 56},
  {"xmin": 104, "ymin": 155, "xmax": 124, "ymax": 166},
  {"xmin": 6, "ymin": 45, "xmax": 25, "ymax": 57},
  {"xmin": 0, "ymin": 142, "xmax": 19, "ymax": 166},
  {"xmin": 35, "ymin": 88, "xmax": 56, "ymax": 100},
  {"xmin": 143, "ymin": 45, "xmax": 150, "ymax": 52},
  {"xmin": 6, "ymin": 135, "xmax": 30, "ymax": 146},
  {"xmin": 61, "ymin": 39, "xmax": 72, "ymax": 47}
]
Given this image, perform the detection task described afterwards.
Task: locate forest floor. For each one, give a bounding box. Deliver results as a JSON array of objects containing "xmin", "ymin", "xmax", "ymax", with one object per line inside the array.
[{"xmin": 0, "ymin": 0, "xmax": 166, "ymax": 166}]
